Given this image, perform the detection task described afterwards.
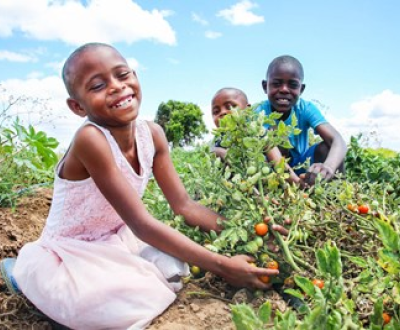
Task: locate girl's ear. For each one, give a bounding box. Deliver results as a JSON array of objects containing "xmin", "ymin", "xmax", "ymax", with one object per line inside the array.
[
  {"xmin": 66, "ymin": 98, "xmax": 87, "ymax": 117},
  {"xmin": 300, "ymin": 84, "xmax": 306, "ymax": 94}
]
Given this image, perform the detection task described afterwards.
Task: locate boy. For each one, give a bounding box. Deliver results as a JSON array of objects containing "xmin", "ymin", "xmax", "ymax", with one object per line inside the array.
[
  {"xmin": 257, "ymin": 55, "xmax": 347, "ymax": 186},
  {"xmin": 211, "ymin": 87, "xmax": 249, "ymax": 158}
]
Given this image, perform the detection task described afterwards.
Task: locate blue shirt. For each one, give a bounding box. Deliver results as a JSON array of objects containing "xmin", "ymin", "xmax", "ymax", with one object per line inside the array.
[{"xmin": 255, "ymin": 99, "xmax": 327, "ymax": 160}]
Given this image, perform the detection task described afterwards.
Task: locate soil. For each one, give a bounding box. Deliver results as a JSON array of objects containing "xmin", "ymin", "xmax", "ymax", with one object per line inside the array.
[{"xmin": 0, "ymin": 188, "xmax": 288, "ymax": 330}]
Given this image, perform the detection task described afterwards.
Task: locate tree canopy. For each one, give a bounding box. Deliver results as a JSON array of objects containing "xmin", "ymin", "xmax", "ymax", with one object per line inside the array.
[{"xmin": 154, "ymin": 100, "xmax": 208, "ymax": 147}]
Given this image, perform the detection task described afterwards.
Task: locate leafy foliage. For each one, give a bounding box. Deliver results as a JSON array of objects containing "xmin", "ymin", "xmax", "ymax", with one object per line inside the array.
[
  {"xmin": 154, "ymin": 100, "xmax": 208, "ymax": 147},
  {"xmin": 0, "ymin": 88, "xmax": 59, "ymax": 206},
  {"xmin": 144, "ymin": 107, "xmax": 400, "ymax": 329}
]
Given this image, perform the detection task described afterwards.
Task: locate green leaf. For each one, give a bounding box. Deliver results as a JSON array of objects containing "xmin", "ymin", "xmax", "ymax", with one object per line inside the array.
[
  {"xmin": 375, "ymin": 219, "xmax": 400, "ymax": 253},
  {"xmin": 316, "ymin": 249, "xmax": 329, "ymax": 274},
  {"xmin": 257, "ymin": 301, "xmax": 272, "ymax": 323},
  {"xmin": 294, "ymin": 276, "xmax": 315, "ymax": 297},
  {"xmin": 230, "ymin": 304, "xmax": 263, "ymax": 330}
]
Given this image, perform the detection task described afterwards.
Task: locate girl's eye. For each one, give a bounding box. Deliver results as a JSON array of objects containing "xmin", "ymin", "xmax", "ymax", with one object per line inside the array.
[
  {"xmin": 289, "ymin": 82, "xmax": 300, "ymax": 89},
  {"xmin": 117, "ymin": 71, "xmax": 130, "ymax": 79},
  {"xmin": 89, "ymin": 83, "xmax": 105, "ymax": 91}
]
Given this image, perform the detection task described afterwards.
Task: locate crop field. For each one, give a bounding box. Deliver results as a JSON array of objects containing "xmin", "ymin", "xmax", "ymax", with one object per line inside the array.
[{"xmin": 1, "ymin": 108, "xmax": 400, "ymax": 329}]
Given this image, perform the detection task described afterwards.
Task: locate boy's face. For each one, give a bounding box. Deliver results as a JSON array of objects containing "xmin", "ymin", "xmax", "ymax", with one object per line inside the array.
[
  {"xmin": 212, "ymin": 90, "xmax": 248, "ymax": 127},
  {"xmin": 262, "ymin": 62, "xmax": 305, "ymax": 116},
  {"xmin": 67, "ymin": 46, "xmax": 142, "ymax": 128}
]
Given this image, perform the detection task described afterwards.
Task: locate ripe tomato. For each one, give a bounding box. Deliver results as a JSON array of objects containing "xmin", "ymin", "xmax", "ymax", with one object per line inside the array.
[
  {"xmin": 347, "ymin": 204, "xmax": 357, "ymax": 212},
  {"xmin": 312, "ymin": 279, "xmax": 324, "ymax": 289},
  {"xmin": 259, "ymin": 275, "xmax": 270, "ymax": 283},
  {"xmin": 382, "ymin": 312, "xmax": 391, "ymax": 325},
  {"xmin": 255, "ymin": 223, "xmax": 268, "ymax": 236},
  {"xmin": 266, "ymin": 260, "xmax": 279, "ymax": 270},
  {"xmin": 358, "ymin": 204, "xmax": 369, "ymax": 214}
]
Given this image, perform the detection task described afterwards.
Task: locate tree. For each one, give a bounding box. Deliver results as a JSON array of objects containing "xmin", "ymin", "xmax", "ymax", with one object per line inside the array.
[{"xmin": 154, "ymin": 100, "xmax": 208, "ymax": 147}]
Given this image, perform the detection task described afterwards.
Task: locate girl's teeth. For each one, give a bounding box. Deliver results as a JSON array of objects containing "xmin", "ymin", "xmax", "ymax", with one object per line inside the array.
[{"xmin": 114, "ymin": 97, "xmax": 132, "ymax": 108}]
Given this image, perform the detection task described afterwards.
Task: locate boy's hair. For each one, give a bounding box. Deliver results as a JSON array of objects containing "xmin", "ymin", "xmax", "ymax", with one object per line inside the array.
[
  {"xmin": 266, "ymin": 55, "xmax": 304, "ymax": 81},
  {"xmin": 62, "ymin": 42, "xmax": 116, "ymax": 96},
  {"xmin": 213, "ymin": 87, "xmax": 248, "ymax": 103}
]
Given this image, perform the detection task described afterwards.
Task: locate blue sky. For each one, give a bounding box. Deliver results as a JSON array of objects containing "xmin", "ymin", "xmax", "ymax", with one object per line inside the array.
[{"xmin": 1, "ymin": 0, "xmax": 399, "ymax": 151}]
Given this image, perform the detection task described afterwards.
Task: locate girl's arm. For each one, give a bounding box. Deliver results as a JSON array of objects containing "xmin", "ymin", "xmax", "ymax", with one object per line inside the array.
[
  {"xmin": 70, "ymin": 124, "xmax": 278, "ymax": 289},
  {"xmin": 149, "ymin": 122, "xmax": 223, "ymax": 232}
]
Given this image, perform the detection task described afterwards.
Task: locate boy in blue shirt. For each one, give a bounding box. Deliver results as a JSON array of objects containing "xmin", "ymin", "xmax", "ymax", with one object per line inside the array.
[{"xmin": 256, "ymin": 55, "xmax": 347, "ymax": 187}]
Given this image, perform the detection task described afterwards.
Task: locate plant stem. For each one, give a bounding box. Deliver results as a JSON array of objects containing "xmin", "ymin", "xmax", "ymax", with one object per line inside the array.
[{"xmin": 258, "ymin": 180, "xmax": 301, "ymax": 272}]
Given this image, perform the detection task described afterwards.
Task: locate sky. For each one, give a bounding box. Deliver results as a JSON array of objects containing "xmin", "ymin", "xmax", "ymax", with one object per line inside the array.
[{"xmin": 1, "ymin": 0, "xmax": 400, "ymax": 152}]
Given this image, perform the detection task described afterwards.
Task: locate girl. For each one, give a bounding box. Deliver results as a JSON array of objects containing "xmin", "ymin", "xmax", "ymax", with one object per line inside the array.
[{"xmin": 12, "ymin": 43, "xmax": 282, "ymax": 330}]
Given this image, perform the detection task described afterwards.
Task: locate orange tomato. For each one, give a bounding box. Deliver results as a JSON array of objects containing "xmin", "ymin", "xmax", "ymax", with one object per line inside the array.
[
  {"xmin": 358, "ymin": 204, "xmax": 369, "ymax": 214},
  {"xmin": 266, "ymin": 260, "xmax": 279, "ymax": 270},
  {"xmin": 347, "ymin": 204, "xmax": 357, "ymax": 212},
  {"xmin": 382, "ymin": 312, "xmax": 391, "ymax": 325},
  {"xmin": 312, "ymin": 279, "xmax": 324, "ymax": 289},
  {"xmin": 255, "ymin": 223, "xmax": 268, "ymax": 236},
  {"xmin": 259, "ymin": 275, "xmax": 270, "ymax": 283}
]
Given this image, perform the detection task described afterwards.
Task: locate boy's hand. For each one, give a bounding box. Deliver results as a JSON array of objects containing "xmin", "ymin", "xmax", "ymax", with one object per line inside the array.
[{"xmin": 301, "ymin": 163, "xmax": 335, "ymax": 186}]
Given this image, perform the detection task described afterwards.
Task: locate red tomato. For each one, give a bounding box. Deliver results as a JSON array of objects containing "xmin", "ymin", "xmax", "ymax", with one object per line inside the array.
[{"xmin": 358, "ymin": 204, "xmax": 369, "ymax": 214}]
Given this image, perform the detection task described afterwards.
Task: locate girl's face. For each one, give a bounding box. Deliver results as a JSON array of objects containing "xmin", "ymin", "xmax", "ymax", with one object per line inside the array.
[
  {"xmin": 212, "ymin": 90, "xmax": 248, "ymax": 127},
  {"xmin": 262, "ymin": 62, "xmax": 305, "ymax": 117},
  {"xmin": 68, "ymin": 46, "xmax": 142, "ymax": 128}
]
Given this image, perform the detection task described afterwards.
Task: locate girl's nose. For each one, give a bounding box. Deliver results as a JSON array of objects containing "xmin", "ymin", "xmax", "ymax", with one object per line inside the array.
[{"xmin": 109, "ymin": 77, "xmax": 125, "ymax": 93}]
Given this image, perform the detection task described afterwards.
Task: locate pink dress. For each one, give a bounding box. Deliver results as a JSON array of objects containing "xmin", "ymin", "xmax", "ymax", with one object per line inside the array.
[{"xmin": 13, "ymin": 120, "xmax": 189, "ymax": 330}]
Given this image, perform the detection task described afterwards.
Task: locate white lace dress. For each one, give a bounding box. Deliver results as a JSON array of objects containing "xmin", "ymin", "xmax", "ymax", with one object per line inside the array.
[{"xmin": 13, "ymin": 120, "xmax": 189, "ymax": 330}]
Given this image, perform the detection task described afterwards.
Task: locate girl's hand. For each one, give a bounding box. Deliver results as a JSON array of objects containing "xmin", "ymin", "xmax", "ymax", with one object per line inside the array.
[{"xmin": 217, "ymin": 255, "xmax": 279, "ymax": 289}]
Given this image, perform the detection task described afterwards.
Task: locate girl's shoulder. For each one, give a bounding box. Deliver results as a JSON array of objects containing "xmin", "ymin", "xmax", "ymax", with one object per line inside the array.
[{"xmin": 143, "ymin": 120, "xmax": 169, "ymax": 154}]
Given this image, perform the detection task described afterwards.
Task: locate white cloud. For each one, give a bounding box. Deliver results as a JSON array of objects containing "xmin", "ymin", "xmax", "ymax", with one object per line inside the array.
[
  {"xmin": 332, "ymin": 90, "xmax": 400, "ymax": 151},
  {"xmin": 192, "ymin": 12, "xmax": 208, "ymax": 26},
  {"xmin": 0, "ymin": 0, "xmax": 176, "ymax": 46},
  {"xmin": 0, "ymin": 50, "xmax": 36, "ymax": 62},
  {"xmin": 217, "ymin": 1, "xmax": 264, "ymax": 26},
  {"xmin": 205, "ymin": 30, "xmax": 222, "ymax": 39},
  {"xmin": 126, "ymin": 57, "xmax": 140, "ymax": 71}
]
